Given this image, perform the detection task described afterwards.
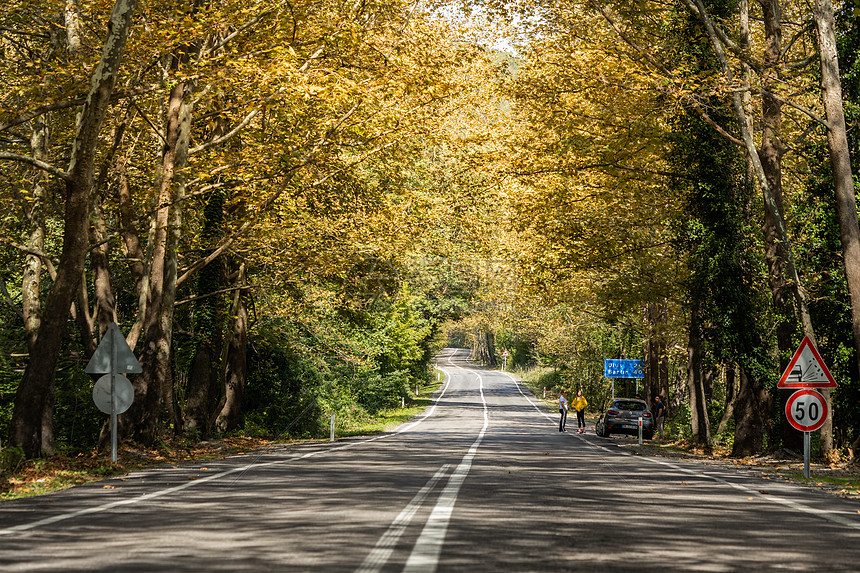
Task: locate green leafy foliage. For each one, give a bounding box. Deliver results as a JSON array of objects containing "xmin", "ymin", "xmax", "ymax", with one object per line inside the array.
[{"xmin": 242, "ymin": 332, "xmax": 325, "ymax": 439}]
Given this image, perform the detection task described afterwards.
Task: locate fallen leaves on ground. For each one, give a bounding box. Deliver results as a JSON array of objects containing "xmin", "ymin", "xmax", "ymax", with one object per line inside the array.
[{"xmin": 1, "ymin": 436, "xmax": 275, "ymax": 500}]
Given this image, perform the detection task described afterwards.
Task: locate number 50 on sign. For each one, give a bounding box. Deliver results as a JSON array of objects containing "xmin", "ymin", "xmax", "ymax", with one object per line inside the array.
[{"xmin": 785, "ymin": 389, "xmax": 829, "ymax": 432}]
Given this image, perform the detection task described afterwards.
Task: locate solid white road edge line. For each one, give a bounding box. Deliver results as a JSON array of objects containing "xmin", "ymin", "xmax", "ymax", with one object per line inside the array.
[
  {"xmin": 638, "ymin": 455, "xmax": 860, "ymax": 531},
  {"xmin": 501, "ymin": 370, "xmax": 554, "ymax": 423},
  {"xmin": 397, "ymin": 368, "xmax": 451, "ymax": 434}
]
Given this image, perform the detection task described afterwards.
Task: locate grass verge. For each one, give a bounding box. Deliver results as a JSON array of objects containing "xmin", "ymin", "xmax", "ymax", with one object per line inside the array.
[{"xmin": 1, "ymin": 374, "xmax": 445, "ymax": 502}]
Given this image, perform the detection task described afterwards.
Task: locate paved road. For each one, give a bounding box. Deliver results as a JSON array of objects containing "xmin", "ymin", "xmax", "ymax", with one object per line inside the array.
[{"xmin": 2, "ymin": 347, "xmax": 860, "ymax": 571}]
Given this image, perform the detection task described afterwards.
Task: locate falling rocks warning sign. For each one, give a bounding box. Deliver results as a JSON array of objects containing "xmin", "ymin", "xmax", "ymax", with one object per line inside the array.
[{"xmin": 777, "ymin": 336, "xmax": 837, "ymax": 389}]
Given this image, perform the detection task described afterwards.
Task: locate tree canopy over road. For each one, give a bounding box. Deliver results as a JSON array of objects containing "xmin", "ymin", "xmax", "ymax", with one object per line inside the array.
[{"xmin": 2, "ymin": 0, "xmax": 860, "ymax": 463}]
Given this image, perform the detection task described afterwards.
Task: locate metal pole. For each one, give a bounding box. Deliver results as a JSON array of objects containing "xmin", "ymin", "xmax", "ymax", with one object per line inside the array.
[
  {"xmin": 330, "ymin": 412, "xmax": 336, "ymax": 442},
  {"xmin": 612, "ymin": 380, "xmax": 615, "ymax": 400},
  {"xmin": 110, "ymin": 327, "xmax": 117, "ymax": 463},
  {"xmin": 638, "ymin": 416, "xmax": 643, "ymax": 446},
  {"xmin": 804, "ymin": 431, "xmax": 811, "ymax": 479}
]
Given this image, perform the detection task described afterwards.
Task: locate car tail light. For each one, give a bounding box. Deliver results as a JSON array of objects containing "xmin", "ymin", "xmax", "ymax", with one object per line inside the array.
[
  {"xmin": 643, "ymin": 412, "xmax": 652, "ymax": 417},
  {"xmin": 607, "ymin": 409, "xmax": 619, "ymax": 415}
]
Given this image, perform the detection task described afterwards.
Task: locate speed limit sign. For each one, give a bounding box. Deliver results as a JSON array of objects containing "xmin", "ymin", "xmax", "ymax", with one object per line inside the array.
[{"xmin": 785, "ymin": 389, "xmax": 828, "ymax": 432}]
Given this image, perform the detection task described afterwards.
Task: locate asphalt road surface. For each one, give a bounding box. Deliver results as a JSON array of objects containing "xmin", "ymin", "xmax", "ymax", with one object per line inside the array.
[{"xmin": 2, "ymin": 347, "xmax": 860, "ymax": 572}]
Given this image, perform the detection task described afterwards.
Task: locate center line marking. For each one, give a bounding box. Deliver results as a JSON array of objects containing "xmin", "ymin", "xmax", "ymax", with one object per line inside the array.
[
  {"xmin": 403, "ymin": 370, "xmax": 488, "ymax": 573},
  {"xmin": 355, "ymin": 465, "xmax": 451, "ymax": 573}
]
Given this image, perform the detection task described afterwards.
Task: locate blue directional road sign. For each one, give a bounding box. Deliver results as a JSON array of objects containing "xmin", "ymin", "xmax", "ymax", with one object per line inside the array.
[{"xmin": 604, "ymin": 359, "xmax": 644, "ymax": 379}]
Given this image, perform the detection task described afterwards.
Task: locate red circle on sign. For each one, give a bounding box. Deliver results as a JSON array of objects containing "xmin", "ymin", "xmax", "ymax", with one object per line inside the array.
[{"xmin": 785, "ymin": 389, "xmax": 828, "ymax": 432}]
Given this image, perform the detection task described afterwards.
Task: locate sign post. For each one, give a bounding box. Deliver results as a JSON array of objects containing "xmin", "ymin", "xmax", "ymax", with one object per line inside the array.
[
  {"xmin": 778, "ymin": 336, "xmax": 837, "ymax": 479},
  {"xmin": 785, "ymin": 390, "xmax": 829, "ymax": 478},
  {"xmin": 85, "ymin": 323, "xmax": 141, "ymax": 462},
  {"xmin": 501, "ymin": 350, "xmax": 509, "ymax": 371}
]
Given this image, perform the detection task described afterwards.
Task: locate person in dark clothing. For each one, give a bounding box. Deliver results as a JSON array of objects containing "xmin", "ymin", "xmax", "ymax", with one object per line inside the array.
[
  {"xmin": 558, "ymin": 390, "xmax": 568, "ymax": 432},
  {"xmin": 654, "ymin": 395, "xmax": 666, "ymax": 439}
]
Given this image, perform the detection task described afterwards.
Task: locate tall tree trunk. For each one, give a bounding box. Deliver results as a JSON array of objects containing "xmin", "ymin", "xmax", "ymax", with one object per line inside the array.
[
  {"xmin": 686, "ymin": 1, "xmax": 816, "ymax": 334},
  {"xmin": 758, "ymin": 0, "xmax": 804, "ymax": 455},
  {"xmin": 117, "ymin": 170, "xmax": 148, "ymax": 351},
  {"xmin": 21, "ymin": 118, "xmax": 48, "ymax": 355},
  {"xmin": 472, "ymin": 329, "xmax": 497, "ymax": 367},
  {"xmin": 64, "ymin": 0, "xmax": 81, "ymax": 53},
  {"xmin": 686, "ymin": 308, "xmax": 711, "ymax": 446},
  {"xmin": 9, "ymin": 0, "xmax": 138, "ymax": 458},
  {"xmin": 732, "ymin": 366, "xmax": 767, "ymax": 456},
  {"xmin": 813, "ymin": 0, "xmax": 859, "ymax": 455},
  {"xmin": 184, "ymin": 258, "xmax": 222, "ymax": 438},
  {"xmin": 645, "ymin": 305, "xmax": 659, "ymax": 404},
  {"xmin": 21, "ymin": 118, "xmax": 51, "ymax": 454},
  {"xmin": 644, "ymin": 303, "xmax": 670, "ymax": 405},
  {"xmin": 185, "ymin": 342, "xmax": 216, "ymax": 436},
  {"xmin": 216, "ymin": 264, "xmax": 249, "ymax": 433},
  {"xmin": 119, "ymin": 81, "xmax": 191, "ymax": 444},
  {"xmin": 184, "ymin": 190, "xmax": 225, "ymax": 436},
  {"xmin": 91, "ymin": 202, "xmax": 118, "ymax": 339},
  {"xmin": 159, "ymin": 176, "xmax": 183, "ymax": 437},
  {"xmin": 681, "ymin": 0, "xmax": 815, "ymax": 456},
  {"xmin": 74, "ymin": 273, "xmax": 97, "ymax": 357},
  {"xmin": 717, "ymin": 366, "xmax": 737, "ymax": 436}
]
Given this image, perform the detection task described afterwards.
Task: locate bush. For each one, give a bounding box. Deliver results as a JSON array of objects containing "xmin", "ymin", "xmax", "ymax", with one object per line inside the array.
[
  {"xmin": 242, "ymin": 341, "xmax": 325, "ymax": 439},
  {"xmin": 355, "ymin": 370, "xmax": 408, "ymax": 413},
  {"xmin": 667, "ymin": 400, "xmax": 692, "ymax": 441},
  {"xmin": 0, "ymin": 445, "xmax": 24, "ymax": 474}
]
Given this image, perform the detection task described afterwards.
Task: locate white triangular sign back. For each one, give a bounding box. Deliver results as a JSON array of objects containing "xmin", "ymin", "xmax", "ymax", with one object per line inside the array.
[{"xmin": 85, "ymin": 322, "xmax": 142, "ymax": 374}]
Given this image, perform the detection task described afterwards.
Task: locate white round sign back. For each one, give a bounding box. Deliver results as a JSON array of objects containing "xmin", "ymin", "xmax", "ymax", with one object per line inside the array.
[{"xmin": 92, "ymin": 374, "xmax": 134, "ymax": 415}]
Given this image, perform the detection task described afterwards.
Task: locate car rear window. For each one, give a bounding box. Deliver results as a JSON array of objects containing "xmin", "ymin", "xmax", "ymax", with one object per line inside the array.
[{"xmin": 615, "ymin": 401, "xmax": 646, "ymax": 411}]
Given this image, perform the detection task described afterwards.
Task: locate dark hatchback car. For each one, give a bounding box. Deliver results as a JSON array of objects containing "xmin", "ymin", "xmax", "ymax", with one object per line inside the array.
[{"xmin": 595, "ymin": 398, "xmax": 654, "ymax": 439}]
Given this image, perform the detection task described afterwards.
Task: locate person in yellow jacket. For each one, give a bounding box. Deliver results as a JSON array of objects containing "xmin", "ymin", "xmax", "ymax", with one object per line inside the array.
[{"xmin": 572, "ymin": 389, "xmax": 588, "ymax": 434}]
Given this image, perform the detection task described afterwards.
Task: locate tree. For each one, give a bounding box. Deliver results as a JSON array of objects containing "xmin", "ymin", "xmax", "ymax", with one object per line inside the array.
[
  {"xmin": 666, "ymin": 22, "xmax": 773, "ymax": 451},
  {"xmin": 2, "ymin": 0, "xmax": 138, "ymax": 458},
  {"xmin": 1, "ymin": 0, "xmax": 502, "ymax": 454},
  {"xmin": 473, "ymin": 0, "xmax": 860, "ymax": 454}
]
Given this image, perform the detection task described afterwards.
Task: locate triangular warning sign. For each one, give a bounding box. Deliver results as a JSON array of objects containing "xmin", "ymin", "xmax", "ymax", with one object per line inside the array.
[
  {"xmin": 778, "ymin": 336, "xmax": 837, "ymax": 388},
  {"xmin": 85, "ymin": 322, "xmax": 142, "ymax": 374}
]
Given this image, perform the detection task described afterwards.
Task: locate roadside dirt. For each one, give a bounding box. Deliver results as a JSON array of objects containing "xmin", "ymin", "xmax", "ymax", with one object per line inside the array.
[
  {"xmin": 616, "ymin": 437, "xmax": 860, "ymax": 502},
  {"xmin": 1, "ymin": 436, "xmax": 276, "ymax": 499}
]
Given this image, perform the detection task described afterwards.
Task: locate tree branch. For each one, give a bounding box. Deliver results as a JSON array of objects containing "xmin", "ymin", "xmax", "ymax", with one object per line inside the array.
[
  {"xmin": 0, "ymin": 84, "xmax": 159, "ymax": 133},
  {"xmin": 187, "ymin": 46, "xmax": 325, "ymax": 155},
  {"xmin": 0, "ymin": 152, "xmax": 72, "ymax": 181},
  {"xmin": 750, "ymin": 87, "xmax": 829, "ymax": 128},
  {"xmin": 174, "ymin": 286, "xmax": 248, "ymax": 307},
  {"xmin": 0, "ymin": 239, "xmax": 59, "ymax": 278},
  {"xmin": 678, "ymin": 0, "xmax": 763, "ymax": 74},
  {"xmin": 0, "ymin": 274, "xmax": 25, "ymax": 322},
  {"xmin": 188, "ymin": 106, "xmax": 262, "ymax": 154},
  {"xmin": 685, "ymin": 96, "xmax": 745, "ymax": 146}
]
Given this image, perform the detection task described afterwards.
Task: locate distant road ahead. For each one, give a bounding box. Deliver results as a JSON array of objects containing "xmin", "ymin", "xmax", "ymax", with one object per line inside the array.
[{"xmin": 2, "ymin": 348, "xmax": 859, "ymax": 571}]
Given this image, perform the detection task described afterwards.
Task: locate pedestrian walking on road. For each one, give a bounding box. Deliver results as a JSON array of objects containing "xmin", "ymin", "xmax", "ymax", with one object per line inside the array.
[
  {"xmin": 558, "ymin": 390, "xmax": 568, "ymax": 432},
  {"xmin": 572, "ymin": 389, "xmax": 588, "ymax": 433},
  {"xmin": 654, "ymin": 395, "xmax": 666, "ymax": 440}
]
